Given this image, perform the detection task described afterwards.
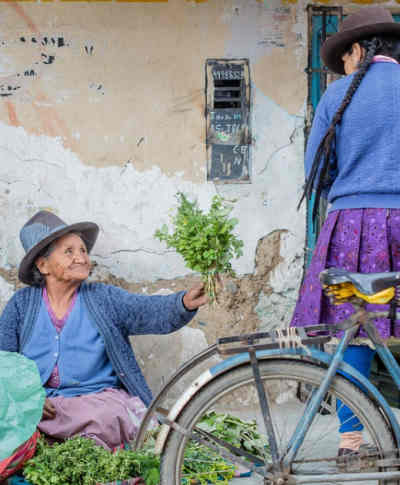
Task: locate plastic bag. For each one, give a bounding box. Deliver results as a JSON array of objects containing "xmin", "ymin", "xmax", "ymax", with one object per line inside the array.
[
  {"xmin": 0, "ymin": 430, "xmax": 40, "ymax": 481},
  {"xmin": 0, "ymin": 351, "xmax": 45, "ymax": 461}
]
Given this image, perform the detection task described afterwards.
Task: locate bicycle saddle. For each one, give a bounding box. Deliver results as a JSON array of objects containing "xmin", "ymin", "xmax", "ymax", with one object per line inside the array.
[{"xmin": 320, "ymin": 267, "xmax": 400, "ymax": 295}]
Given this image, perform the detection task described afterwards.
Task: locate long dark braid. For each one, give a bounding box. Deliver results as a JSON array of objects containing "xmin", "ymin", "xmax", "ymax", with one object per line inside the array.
[{"xmin": 298, "ymin": 37, "xmax": 379, "ymax": 223}]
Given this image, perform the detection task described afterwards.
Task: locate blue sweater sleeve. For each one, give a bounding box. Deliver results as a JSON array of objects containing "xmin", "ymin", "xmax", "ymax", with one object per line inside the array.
[
  {"xmin": 94, "ymin": 284, "xmax": 197, "ymax": 336},
  {"xmin": 305, "ymin": 84, "xmax": 343, "ymax": 197},
  {"xmin": 0, "ymin": 292, "xmax": 21, "ymax": 352},
  {"xmin": 305, "ymin": 90, "xmax": 332, "ymax": 178}
]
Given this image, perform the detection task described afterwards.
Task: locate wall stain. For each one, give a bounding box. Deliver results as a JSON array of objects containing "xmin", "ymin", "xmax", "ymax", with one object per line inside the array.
[
  {"xmin": 32, "ymin": 93, "xmax": 72, "ymax": 142},
  {"xmin": 0, "ymin": 267, "xmax": 20, "ymax": 290},
  {"xmin": 20, "ymin": 36, "xmax": 67, "ymax": 47},
  {"xmin": 4, "ymin": 35, "xmax": 69, "ymax": 97},
  {"xmin": 7, "ymin": 4, "xmax": 75, "ymax": 149},
  {"xmin": 5, "ymin": 101, "xmax": 19, "ymax": 126},
  {"xmin": 89, "ymin": 82, "xmax": 105, "ymax": 95},
  {"xmin": 41, "ymin": 53, "xmax": 55, "ymax": 64},
  {"xmin": 169, "ymin": 89, "xmax": 202, "ymax": 115},
  {"xmin": 84, "ymin": 45, "xmax": 94, "ymax": 55},
  {"xmin": 3, "ymin": 11, "xmax": 71, "ymax": 100},
  {"xmin": 0, "ymin": 36, "xmax": 68, "ymax": 100},
  {"xmin": 10, "ymin": 3, "xmax": 39, "ymax": 33},
  {"xmin": 0, "ymin": 85, "xmax": 20, "ymax": 98}
]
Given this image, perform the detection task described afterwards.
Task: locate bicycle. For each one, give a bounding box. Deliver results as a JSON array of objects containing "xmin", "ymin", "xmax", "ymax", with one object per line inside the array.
[{"xmin": 135, "ymin": 267, "xmax": 400, "ymax": 484}]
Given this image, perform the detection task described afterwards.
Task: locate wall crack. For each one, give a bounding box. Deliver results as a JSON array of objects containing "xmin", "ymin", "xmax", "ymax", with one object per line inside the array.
[
  {"xmin": 257, "ymin": 124, "xmax": 300, "ymax": 176},
  {"xmin": 0, "ymin": 145, "xmax": 63, "ymax": 168}
]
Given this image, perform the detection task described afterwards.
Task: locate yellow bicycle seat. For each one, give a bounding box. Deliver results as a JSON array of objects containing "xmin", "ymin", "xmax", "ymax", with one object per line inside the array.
[{"xmin": 324, "ymin": 282, "xmax": 395, "ymax": 305}]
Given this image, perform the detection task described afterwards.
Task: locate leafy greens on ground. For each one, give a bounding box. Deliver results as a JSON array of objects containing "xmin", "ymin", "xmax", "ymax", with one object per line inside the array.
[{"xmin": 22, "ymin": 413, "xmax": 265, "ymax": 485}]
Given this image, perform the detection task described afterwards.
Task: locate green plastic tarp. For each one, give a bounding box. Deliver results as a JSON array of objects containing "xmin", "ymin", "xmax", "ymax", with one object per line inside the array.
[{"xmin": 0, "ymin": 351, "xmax": 45, "ymax": 460}]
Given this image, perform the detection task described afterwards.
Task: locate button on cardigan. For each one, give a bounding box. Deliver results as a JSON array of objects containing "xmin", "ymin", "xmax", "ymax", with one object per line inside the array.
[{"xmin": 0, "ymin": 282, "xmax": 197, "ymax": 406}]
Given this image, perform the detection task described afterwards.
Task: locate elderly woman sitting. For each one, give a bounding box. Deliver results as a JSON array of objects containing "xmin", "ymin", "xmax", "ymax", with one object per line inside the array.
[{"xmin": 0, "ymin": 210, "xmax": 207, "ymax": 450}]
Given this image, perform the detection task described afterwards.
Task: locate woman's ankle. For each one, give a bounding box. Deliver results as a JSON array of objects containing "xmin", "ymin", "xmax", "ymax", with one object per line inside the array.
[{"xmin": 339, "ymin": 431, "xmax": 363, "ymax": 451}]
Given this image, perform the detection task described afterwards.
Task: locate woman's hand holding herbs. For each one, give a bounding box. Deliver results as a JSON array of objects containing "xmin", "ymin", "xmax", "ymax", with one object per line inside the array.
[{"xmin": 183, "ymin": 283, "xmax": 208, "ymax": 311}]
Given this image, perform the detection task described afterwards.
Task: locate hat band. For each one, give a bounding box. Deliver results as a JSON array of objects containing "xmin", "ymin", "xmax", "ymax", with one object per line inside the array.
[{"xmin": 20, "ymin": 222, "xmax": 67, "ymax": 253}]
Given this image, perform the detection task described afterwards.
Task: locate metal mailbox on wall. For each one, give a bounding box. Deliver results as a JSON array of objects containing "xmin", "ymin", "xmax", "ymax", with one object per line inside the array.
[{"xmin": 205, "ymin": 59, "xmax": 251, "ymax": 183}]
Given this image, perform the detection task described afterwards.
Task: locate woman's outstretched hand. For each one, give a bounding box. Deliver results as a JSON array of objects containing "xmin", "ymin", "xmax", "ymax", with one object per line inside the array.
[
  {"xmin": 42, "ymin": 398, "xmax": 57, "ymax": 420},
  {"xmin": 183, "ymin": 283, "xmax": 208, "ymax": 310}
]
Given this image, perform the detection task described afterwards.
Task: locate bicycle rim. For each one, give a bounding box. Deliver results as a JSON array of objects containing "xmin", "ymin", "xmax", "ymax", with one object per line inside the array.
[{"xmin": 160, "ymin": 359, "xmax": 397, "ymax": 485}]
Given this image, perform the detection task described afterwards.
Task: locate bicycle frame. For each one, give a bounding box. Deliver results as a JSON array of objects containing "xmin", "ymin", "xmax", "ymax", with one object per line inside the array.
[{"xmin": 138, "ymin": 299, "xmax": 400, "ymax": 482}]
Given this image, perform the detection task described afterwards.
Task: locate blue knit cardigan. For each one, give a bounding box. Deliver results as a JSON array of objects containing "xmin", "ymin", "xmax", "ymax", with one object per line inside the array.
[
  {"xmin": 0, "ymin": 283, "xmax": 196, "ymax": 406},
  {"xmin": 305, "ymin": 61, "xmax": 400, "ymax": 211}
]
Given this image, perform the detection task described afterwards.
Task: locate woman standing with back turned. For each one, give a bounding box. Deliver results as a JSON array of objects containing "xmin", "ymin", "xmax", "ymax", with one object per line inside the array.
[{"xmin": 291, "ymin": 6, "xmax": 400, "ymax": 456}]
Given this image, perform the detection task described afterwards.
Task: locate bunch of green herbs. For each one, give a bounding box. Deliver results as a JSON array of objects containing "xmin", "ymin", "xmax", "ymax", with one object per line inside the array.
[
  {"xmin": 23, "ymin": 436, "xmax": 160, "ymax": 485},
  {"xmin": 154, "ymin": 193, "xmax": 243, "ymax": 302}
]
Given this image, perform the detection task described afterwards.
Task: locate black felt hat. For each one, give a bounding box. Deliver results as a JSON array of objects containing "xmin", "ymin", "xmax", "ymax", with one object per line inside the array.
[
  {"xmin": 321, "ymin": 6, "xmax": 400, "ymax": 75},
  {"xmin": 18, "ymin": 210, "xmax": 99, "ymax": 285}
]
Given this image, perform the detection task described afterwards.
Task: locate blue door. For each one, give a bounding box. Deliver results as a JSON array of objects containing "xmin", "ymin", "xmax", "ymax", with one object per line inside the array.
[{"xmin": 305, "ymin": 7, "xmax": 341, "ymax": 268}]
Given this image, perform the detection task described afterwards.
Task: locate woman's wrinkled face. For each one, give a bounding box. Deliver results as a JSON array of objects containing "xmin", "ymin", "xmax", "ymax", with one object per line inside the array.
[{"xmin": 36, "ymin": 233, "xmax": 90, "ymax": 284}]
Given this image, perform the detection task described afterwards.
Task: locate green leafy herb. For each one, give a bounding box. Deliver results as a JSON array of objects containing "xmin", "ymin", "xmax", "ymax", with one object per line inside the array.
[
  {"xmin": 182, "ymin": 441, "xmax": 235, "ymax": 485},
  {"xmin": 196, "ymin": 411, "xmax": 269, "ymax": 459},
  {"xmin": 23, "ymin": 436, "xmax": 160, "ymax": 485},
  {"xmin": 154, "ymin": 193, "xmax": 244, "ymax": 302}
]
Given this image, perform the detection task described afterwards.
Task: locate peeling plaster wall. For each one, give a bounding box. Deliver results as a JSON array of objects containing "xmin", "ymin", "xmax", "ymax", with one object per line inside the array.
[{"xmin": 0, "ymin": 0, "xmax": 317, "ymax": 395}]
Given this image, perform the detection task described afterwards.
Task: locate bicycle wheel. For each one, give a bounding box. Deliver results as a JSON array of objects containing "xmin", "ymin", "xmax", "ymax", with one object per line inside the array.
[{"xmin": 160, "ymin": 359, "xmax": 398, "ymax": 485}]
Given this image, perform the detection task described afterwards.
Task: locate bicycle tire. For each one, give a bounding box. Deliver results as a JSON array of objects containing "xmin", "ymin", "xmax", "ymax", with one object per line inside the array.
[{"xmin": 160, "ymin": 359, "xmax": 398, "ymax": 485}]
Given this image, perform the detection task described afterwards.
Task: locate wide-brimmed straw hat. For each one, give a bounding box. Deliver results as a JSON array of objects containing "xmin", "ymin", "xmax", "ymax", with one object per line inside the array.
[
  {"xmin": 321, "ymin": 6, "xmax": 400, "ymax": 75},
  {"xmin": 18, "ymin": 210, "xmax": 99, "ymax": 286}
]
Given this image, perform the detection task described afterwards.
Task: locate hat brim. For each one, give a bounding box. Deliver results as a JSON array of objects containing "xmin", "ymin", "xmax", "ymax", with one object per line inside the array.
[
  {"xmin": 18, "ymin": 221, "xmax": 99, "ymax": 286},
  {"xmin": 321, "ymin": 22, "xmax": 400, "ymax": 75}
]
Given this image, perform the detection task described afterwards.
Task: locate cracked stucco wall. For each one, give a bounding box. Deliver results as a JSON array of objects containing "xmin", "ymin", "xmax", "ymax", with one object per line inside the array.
[{"xmin": 0, "ymin": 0, "xmax": 310, "ymax": 396}]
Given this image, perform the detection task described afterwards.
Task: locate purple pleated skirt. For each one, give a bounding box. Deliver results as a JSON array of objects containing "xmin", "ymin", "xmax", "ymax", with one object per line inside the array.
[{"xmin": 291, "ymin": 208, "xmax": 400, "ymax": 339}]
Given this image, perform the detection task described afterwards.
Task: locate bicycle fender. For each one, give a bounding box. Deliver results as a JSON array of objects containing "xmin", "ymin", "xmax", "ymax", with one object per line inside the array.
[{"xmin": 155, "ymin": 347, "xmax": 400, "ymax": 454}]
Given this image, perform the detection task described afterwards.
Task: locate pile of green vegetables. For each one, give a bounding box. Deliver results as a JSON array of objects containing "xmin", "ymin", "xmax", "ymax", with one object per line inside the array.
[
  {"xmin": 155, "ymin": 193, "xmax": 244, "ymax": 303},
  {"xmin": 23, "ymin": 436, "xmax": 160, "ymax": 485},
  {"xmin": 22, "ymin": 413, "xmax": 266, "ymax": 485}
]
